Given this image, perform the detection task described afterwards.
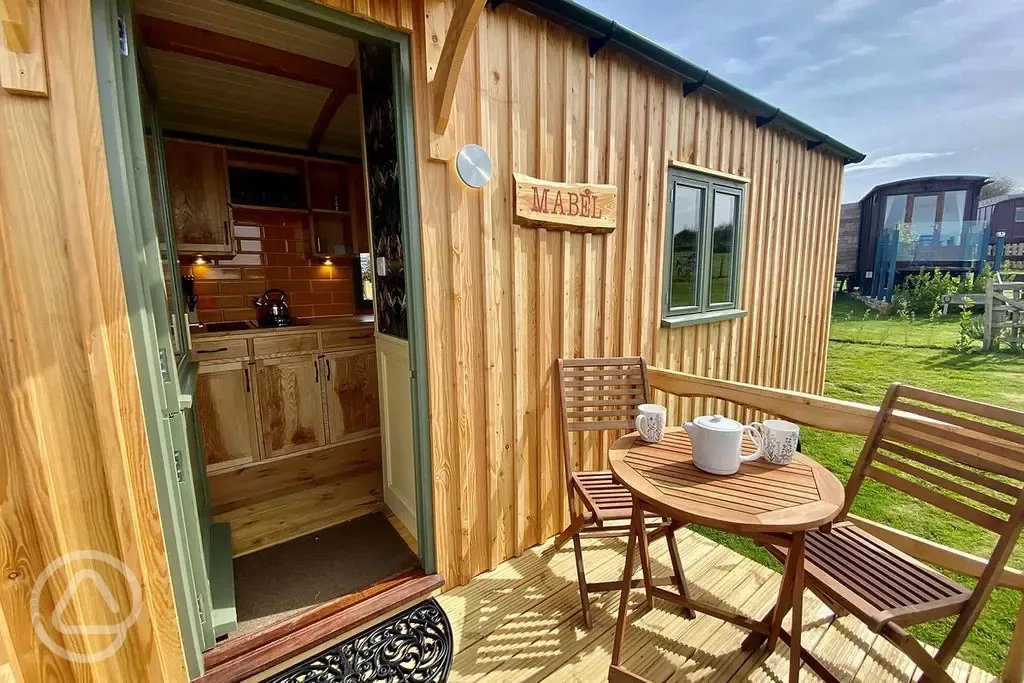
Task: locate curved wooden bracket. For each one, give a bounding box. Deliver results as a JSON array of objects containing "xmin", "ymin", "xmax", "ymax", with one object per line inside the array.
[{"xmin": 431, "ymin": 0, "xmax": 486, "ymax": 135}]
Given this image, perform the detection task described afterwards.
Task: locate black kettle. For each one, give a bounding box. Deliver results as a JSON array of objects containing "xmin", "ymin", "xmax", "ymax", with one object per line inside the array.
[{"xmin": 255, "ymin": 289, "xmax": 292, "ymax": 328}]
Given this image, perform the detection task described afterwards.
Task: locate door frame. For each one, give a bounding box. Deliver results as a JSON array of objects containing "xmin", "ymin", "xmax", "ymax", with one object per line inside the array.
[
  {"xmin": 228, "ymin": 0, "xmax": 437, "ymax": 576},
  {"xmin": 92, "ymin": 1, "xmax": 437, "ymax": 670}
]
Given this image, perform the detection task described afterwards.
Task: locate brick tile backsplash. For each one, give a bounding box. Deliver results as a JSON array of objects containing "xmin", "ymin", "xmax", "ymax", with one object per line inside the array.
[{"xmin": 180, "ymin": 209, "xmax": 358, "ymax": 322}]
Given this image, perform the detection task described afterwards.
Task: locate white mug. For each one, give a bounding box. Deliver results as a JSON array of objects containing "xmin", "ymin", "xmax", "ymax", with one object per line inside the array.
[
  {"xmin": 635, "ymin": 404, "xmax": 667, "ymax": 443},
  {"xmin": 749, "ymin": 419, "xmax": 800, "ymax": 465}
]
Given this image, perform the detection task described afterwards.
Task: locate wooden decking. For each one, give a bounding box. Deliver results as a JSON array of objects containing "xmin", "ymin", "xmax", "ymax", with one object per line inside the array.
[{"xmin": 436, "ymin": 528, "xmax": 994, "ymax": 682}]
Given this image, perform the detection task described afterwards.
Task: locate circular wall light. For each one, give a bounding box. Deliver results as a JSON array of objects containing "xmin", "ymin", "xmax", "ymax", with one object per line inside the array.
[{"xmin": 455, "ymin": 144, "xmax": 492, "ymax": 189}]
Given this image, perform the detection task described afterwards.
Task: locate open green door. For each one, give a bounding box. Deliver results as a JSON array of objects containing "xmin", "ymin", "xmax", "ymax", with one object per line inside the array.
[{"xmin": 92, "ymin": 0, "xmax": 231, "ymax": 676}]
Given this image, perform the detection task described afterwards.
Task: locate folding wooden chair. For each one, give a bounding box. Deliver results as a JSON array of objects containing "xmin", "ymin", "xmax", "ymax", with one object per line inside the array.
[
  {"xmin": 756, "ymin": 383, "xmax": 1024, "ymax": 683},
  {"xmin": 555, "ymin": 357, "xmax": 690, "ymax": 628}
]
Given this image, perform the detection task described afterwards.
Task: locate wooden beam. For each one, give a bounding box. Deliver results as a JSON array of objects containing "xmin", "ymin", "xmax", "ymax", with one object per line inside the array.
[
  {"xmin": 0, "ymin": 0, "xmax": 47, "ymax": 95},
  {"xmin": 431, "ymin": 0, "xmax": 486, "ymax": 134},
  {"xmin": 308, "ymin": 86, "xmax": 350, "ymax": 152},
  {"xmin": 137, "ymin": 15, "xmax": 355, "ymax": 92},
  {"xmin": 647, "ymin": 366, "xmax": 880, "ymax": 435}
]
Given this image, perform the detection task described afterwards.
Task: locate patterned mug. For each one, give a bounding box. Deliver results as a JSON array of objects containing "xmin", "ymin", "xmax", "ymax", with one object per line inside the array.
[
  {"xmin": 635, "ymin": 404, "xmax": 667, "ymax": 443},
  {"xmin": 749, "ymin": 419, "xmax": 800, "ymax": 465}
]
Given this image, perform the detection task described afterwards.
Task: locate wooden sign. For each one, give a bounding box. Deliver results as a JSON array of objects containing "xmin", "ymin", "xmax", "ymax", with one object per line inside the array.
[{"xmin": 513, "ymin": 173, "xmax": 617, "ymax": 234}]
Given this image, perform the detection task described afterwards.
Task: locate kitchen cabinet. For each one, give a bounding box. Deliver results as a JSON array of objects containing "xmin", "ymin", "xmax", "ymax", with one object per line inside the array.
[
  {"xmin": 254, "ymin": 354, "xmax": 327, "ymax": 458},
  {"xmin": 195, "ymin": 361, "xmax": 261, "ymax": 471},
  {"xmin": 191, "ymin": 322, "xmax": 377, "ymax": 474},
  {"xmin": 308, "ymin": 160, "xmax": 367, "ymax": 259},
  {"xmin": 323, "ymin": 348, "xmax": 379, "ymax": 442},
  {"xmin": 349, "ymin": 164, "xmax": 370, "ymax": 254},
  {"xmin": 310, "ymin": 211, "xmax": 353, "ymax": 257},
  {"xmin": 164, "ymin": 139, "xmax": 234, "ymax": 255}
]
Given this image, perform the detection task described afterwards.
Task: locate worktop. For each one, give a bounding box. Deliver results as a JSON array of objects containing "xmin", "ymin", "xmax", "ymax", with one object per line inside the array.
[
  {"xmin": 189, "ymin": 316, "xmax": 375, "ymax": 364},
  {"xmin": 189, "ymin": 315, "xmax": 374, "ymax": 340}
]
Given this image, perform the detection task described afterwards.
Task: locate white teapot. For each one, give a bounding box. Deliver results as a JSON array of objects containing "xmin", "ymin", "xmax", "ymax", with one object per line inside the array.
[{"xmin": 683, "ymin": 414, "xmax": 763, "ymax": 475}]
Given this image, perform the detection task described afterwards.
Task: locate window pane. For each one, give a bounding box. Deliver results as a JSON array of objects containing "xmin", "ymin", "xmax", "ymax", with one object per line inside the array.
[
  {"xmin": 1015, "ymin": 207, "xmax": 1024, "ymax": 223},
  {"xmin": 670, "ymin": 184, "xmax": 703, "ymax": 309},
  {"xmin": 710, "ymin": 192, "xmax": 737, "ymax": 305},
  {"xmin": 941, "ymin": 190, "xmax": 965, "ymax": 225},
  {"xmin": 883, "ymin": 194, "xmax": 908, "ymax": 231},
  {"xmin": 909, "ymin": 194, "xmax": 938, "ymax": 237}
]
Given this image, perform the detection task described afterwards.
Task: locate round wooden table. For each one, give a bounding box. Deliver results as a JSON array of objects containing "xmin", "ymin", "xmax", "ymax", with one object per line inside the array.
[{"xmin": 607, "ymin": 427, "xmax": 845, "ymax": 683}]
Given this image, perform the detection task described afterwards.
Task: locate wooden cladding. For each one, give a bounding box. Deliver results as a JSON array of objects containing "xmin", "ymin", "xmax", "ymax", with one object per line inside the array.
[
  {"xmin": 406, "ymin": 0, "xmax": 845, "ymax": 589},
  {"xmin": 513, "ymin": 172, "xmax": 618, "ymax": 233},
  {"xmin": 0, "ymin": 0, "xmax": 47, "ymax": 96}
]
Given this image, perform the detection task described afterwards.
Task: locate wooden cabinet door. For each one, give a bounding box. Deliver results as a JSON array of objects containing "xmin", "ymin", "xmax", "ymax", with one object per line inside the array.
[
  {"xmin": 164, "ymin": 139, "xmax": 234, "ymax": 254},
  {"xmin": 195, "ymin": 361, "xmax": 261, "ymax": 472},
  {"xmin": 254, "ymin": 355, "xmax": 327, "ymax": 458},
  {"xmin": 323, "ymin": 348, "xmax": 380, "ymax": 442}
]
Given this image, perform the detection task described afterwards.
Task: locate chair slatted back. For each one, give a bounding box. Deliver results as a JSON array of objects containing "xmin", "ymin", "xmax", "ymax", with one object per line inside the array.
[
  {"xmin": 842, "ymin": 382, "xmax": 1024, "ymax": 642},
  {"xmin": 556, "ymin": 358, "xmax": 650, "ymax": 489}
]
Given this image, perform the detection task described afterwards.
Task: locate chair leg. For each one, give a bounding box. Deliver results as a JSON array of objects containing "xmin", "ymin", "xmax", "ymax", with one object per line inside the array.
[
  {"xmin": 884, "ymin": 625, "xmax": 955, "ymax": 683},
  {"xmin": 664, "ymin": 523, "xmax": 695, "ymax": 619},
  {"xmin": 611, "ymin": 512, "xmax": 640, "ymax": 666},
  {"xmin": 554, "ymin": 514, "xmax": 586, "ymax": 550},
  {"xmin": 571, "ymin": 532, "xmax": 592, "ymax": 629}
]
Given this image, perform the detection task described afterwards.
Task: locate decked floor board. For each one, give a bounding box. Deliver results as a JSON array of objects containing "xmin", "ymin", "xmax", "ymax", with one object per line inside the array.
[{"xmin": 435, "ymin": 530, "xmax": 996, "ymax": 682}]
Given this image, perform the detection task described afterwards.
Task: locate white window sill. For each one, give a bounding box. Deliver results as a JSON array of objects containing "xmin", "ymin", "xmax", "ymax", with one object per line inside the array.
[{"xmin": 660, "ymin": 308, "xmax": 747, "ymax": 328}]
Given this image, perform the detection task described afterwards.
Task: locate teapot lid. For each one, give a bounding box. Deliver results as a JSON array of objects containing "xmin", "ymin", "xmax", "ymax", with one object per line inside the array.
[{"xmin": 693, "ymin": 414, "xmax": 742, "ymax": 432}]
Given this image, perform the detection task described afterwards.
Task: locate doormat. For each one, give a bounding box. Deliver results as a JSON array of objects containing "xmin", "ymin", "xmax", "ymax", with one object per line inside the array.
[{"xmin": 265, "ymin": 599, "xmax": 453, "ymax": 682}]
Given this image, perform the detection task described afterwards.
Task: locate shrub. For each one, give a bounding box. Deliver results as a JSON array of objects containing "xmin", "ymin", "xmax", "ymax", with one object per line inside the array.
[
  {"xmin": 892, "ymin": 268, "xmax": 959, "ymax": 314},
  {"xmin": 892, "ymin": 265, "xmax": 994, "ymax": 315},
  {"xmin": 952, "ymin": 298, "xmax": 976, "ymax": 352},
  {"xmin": 963, "ymin": 263, "xmax": 995, "ymax": 295}
]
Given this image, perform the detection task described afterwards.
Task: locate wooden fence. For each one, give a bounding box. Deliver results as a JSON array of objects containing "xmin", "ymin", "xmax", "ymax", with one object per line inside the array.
[{"xmin": 984, "ymin": 278, "xmax": 1024, "ymax": 351}]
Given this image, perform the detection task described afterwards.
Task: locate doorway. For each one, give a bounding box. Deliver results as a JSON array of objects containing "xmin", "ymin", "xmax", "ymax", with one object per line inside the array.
[{"xmin": 92, "ymin": 0, "xmax": 435, "ymax": 677}]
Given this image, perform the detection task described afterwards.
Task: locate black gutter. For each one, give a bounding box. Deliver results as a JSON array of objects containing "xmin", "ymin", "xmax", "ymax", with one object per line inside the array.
[{"xmin": 501, "ymin": 0, "xmax": 867, "ymax": 165}]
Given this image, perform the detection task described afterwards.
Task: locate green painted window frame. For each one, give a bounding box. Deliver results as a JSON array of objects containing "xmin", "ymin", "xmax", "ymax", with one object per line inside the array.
[{"xmin": 661, "ymin": 167, "xmax": 747, "ymax": 328}]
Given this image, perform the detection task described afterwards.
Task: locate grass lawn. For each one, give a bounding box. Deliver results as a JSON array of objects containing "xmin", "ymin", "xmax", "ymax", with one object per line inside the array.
[{"xmin": 694, "ymin": 293, "xmax": 1024, "ymax": 676}]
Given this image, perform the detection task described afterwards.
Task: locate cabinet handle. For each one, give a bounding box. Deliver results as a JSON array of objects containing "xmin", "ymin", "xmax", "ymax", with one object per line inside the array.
[
  {"xmin": 314, "ymin": 357, "xmax": 320, "ymax": 383},
  {"xmin": 244, "ymin": 367, "xmax": 251, "ymax": 392},
  {"xmin": 326, "ymin": 358, "xmax": 331, "ymax": 381},
  {"xmin": 197, "ymin": 347, "xmax": 229, "ymax": 354}
]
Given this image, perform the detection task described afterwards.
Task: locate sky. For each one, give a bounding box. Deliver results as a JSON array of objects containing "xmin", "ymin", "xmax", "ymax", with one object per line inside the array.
[{"xmin": 576, "ymin": 0, "xmax": 1024, "ymax": 203}]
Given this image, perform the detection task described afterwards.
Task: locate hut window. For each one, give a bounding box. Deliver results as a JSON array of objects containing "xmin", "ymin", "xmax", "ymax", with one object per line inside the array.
[
  {"xmin": 662, "ymin": 167, "xmax": 746, "ymax": 327},
  {"xmin": 1015, "ymin": 207, "xmax": 1024, "ymax": 223}
]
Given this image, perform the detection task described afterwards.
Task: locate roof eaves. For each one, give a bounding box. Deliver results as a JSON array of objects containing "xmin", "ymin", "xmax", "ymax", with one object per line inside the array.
[{"xmin": 499, "ymin": 0, "xmax": 866, "ymax": 165}]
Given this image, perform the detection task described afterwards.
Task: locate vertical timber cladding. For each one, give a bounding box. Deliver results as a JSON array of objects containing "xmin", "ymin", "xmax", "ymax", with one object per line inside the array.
[
  {"xmin": 316, "ymin": 0, "xmax": 846, "ymax": 589},
  {"xmin": 0, "ymin": 0, "xmax": 188, "ymax": 679}
]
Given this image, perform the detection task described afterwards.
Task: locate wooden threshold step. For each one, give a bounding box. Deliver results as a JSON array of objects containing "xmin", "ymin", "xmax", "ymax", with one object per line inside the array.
[{"xmin": 200, "ymin": 568, "xmax": 443, "ymax": 683}]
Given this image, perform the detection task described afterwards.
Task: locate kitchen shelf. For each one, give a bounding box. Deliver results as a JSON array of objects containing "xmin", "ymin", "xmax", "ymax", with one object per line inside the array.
[{"xmin": 230, "ymin": 204, "xmax": 309, "ymax": 214}]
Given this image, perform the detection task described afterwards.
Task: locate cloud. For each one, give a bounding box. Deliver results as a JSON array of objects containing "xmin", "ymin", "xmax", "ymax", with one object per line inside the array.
[
  {"xmin": 816, "ymin": 0, "xmax": 880, "ymax": 24},
  {"xmin": 721, "ymin": 57, "xmax": 754, "ymax": 75},
  {"xmin": 847, "ymin": 151, "xmax": 956, "ymax": 172},
  {"xmin": 845, "ymin": 42, "xmax": 878, "ymax": 57}
]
